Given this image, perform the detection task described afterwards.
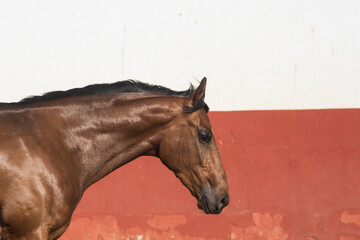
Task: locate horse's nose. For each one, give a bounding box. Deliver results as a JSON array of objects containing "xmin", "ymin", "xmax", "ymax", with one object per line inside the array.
[
  {"xmin": 217, "ymin": 193, "xmax": 230, "ymax": 211},
  {"xmin": 199, "ymin": 192, "xmax": 229, "ymax": 214}
]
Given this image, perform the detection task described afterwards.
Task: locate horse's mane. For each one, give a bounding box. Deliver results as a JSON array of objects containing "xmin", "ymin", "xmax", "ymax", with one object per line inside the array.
[{"xmin": 2, "ymin": 80, "xmax": 209, "ymax": 112}]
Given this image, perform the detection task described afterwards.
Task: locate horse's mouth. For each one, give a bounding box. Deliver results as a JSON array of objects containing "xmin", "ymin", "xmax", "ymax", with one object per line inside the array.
[{"xmin": 197, "ymin": 195, "xmax": 211, "ymax": 214}]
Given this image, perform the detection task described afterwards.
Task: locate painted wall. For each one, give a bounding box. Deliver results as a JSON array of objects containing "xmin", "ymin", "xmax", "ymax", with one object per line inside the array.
[
  {"xmin": 60, "ymin": 110, "xmax": 360, "ymax": 239},
  {"xmin": 1, "ymin": 0, "xmax": 360, "ymax": 110}
]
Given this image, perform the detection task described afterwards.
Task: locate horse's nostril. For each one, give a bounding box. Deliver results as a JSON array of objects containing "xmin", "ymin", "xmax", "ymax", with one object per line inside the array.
[{"xmin": 219, "ymin": 194, "xmax": 229, "ymax": 208}]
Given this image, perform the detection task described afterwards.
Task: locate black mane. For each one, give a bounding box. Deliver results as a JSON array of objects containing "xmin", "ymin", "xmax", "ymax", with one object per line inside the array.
[{"xmin": 1, "ymin": 80, "xmax": 209, "ymax": 112}]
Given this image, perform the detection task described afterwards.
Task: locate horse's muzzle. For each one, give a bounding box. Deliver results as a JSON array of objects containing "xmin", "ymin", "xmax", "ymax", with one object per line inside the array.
[{"xmin": 198, "ymin": 191, "xmax": 229, "ymax": 214}]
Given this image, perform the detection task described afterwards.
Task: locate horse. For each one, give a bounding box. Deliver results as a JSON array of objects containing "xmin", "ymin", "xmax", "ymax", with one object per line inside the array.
[{"xmin": 0, "ymin": 77, "xmax": 229, "ymax": 239}]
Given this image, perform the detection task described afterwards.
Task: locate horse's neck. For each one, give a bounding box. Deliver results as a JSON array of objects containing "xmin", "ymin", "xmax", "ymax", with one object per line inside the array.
[{"xmin": 60, "ymin": 94, "xmax": 182, "ymax": 189}]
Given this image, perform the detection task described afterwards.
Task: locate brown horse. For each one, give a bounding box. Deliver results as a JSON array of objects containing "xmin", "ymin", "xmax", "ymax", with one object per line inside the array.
[{"xmin": 0, "ymin": 78, "xmax": 229, "ymax": 239}]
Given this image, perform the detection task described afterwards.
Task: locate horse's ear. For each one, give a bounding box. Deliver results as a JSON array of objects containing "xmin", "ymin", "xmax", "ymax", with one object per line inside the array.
[{"xmin": 191, "ymin": 77, "xmax": 207, "ymax": 106}]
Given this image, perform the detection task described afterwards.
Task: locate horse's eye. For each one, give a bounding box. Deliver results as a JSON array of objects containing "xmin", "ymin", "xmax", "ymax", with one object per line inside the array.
[{"xmin": 198, "ymin": 131, "xmax": 212, "ymax": 143}]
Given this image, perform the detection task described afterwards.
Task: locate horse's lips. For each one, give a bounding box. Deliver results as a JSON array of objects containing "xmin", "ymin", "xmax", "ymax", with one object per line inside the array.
[
  {"xmin": 203, "ymin": 196, "xmax": 210, "ymax": 214},
  {"xmin": 198, "ymin": 196, "xmax": 211, "ymax": 214}
]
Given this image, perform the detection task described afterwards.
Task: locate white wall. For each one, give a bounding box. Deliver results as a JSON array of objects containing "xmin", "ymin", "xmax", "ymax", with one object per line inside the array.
[{"xmin": 1, "ymin": 0, "xmax": 359, "ymax": 111}]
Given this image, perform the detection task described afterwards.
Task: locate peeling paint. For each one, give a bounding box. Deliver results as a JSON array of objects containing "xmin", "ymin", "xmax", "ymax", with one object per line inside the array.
[
  {"xmin": 340, "ymin": 236, "xmax": 357, "ymax": 240},
  {"xmin": 64, "ymin": 216, "xmax": 207, "ymax": 240},
  {"xmin": 64, "ymin": 216, "xmax": 121, "ymax": 240},
  {"xmin": 230, "ymin": 213, "xmax": 289, "ymax": 240},
  {"xmin": 123, "ymin": 226, "xmax": 206, "ymax": 240},
  {"xmin": 63, "ymin": 213, "xmax": 290, "ymax": 240},
  {"xmin": 341, "ymin": 211, "xmax": 360, "ymax": 226},
  {"xmin": 64, "ymin": 214, "xmax": 288, "ymax": 240},
  {"xmin": 147, "ymin": 215, "xmax": 187, "ymax": 231}
]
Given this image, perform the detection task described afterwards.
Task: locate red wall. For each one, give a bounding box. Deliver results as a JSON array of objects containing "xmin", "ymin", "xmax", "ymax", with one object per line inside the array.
[{"xmin": 61, "ymin": 109, "xmax": 360, "ymax": 240}]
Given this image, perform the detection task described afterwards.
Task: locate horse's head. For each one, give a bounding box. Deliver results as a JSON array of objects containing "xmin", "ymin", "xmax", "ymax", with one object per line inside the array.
[{"xmin": 158, "ymin": 78, "xmax": 229, "ymax": 214}]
